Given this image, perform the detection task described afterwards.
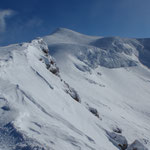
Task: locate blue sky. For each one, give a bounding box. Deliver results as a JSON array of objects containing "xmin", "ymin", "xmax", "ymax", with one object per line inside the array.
[{"xmin": 0, "ymin": 0, "xmax": 150, "ymax": 46}]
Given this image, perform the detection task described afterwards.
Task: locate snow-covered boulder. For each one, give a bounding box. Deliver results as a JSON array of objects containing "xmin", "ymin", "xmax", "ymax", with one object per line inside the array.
[
  {"xmin": 127, "ymin": 140, "xmax": 148, "ymax": 150},
  {"xmin": 106, "ymin": 131, "xmax": 128, "ymax": 150}
]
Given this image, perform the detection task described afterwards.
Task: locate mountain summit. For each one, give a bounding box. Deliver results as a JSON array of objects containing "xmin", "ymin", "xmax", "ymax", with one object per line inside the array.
[{"xmin": 0, "ymin": 28, "xmax": 150, "ymax": 150}]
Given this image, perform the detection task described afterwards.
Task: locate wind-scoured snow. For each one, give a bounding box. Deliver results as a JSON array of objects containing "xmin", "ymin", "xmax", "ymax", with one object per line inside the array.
[{"xmin": 0, "ymin": 28, "xmax": 150, "ymax": 150}]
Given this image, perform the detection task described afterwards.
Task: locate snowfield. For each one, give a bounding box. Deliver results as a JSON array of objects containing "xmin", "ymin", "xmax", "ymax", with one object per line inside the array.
[{"xmin": 0, "ymin": 28, "xmax": 150, "ymax": 150}]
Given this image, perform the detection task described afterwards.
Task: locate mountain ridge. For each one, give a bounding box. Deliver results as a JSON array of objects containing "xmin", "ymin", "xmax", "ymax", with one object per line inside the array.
[{"xmin": 0, "ymin": 28, "xmax": 150, "ymax": 150}]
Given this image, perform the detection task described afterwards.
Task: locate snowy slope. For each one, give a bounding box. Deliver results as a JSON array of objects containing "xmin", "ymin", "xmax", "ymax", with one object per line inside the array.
[{"xmin": 0, "ymin": 28, "xmax": 150, "ymax": 150}]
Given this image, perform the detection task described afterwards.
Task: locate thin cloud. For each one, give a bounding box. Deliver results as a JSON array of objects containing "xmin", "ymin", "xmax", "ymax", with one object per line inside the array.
[
  {"xmin": 26, "ymin": 18, "xmax": 43, "ymax": 28},
  {"xmin": 0, "ymin": 9, "xmax": 15, "ymax": 33}
]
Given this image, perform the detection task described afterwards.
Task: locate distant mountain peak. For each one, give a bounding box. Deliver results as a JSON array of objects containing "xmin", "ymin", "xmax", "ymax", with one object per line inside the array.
[{"xmin": 53, "ymin": 27, "xmax": 75, "ymax": 32}]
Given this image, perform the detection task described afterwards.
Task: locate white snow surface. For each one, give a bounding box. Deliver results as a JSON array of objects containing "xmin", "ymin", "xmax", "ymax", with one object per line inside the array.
[{"xmin": 0, "ymin": 28, "xmax": 150, "ymax": 150}]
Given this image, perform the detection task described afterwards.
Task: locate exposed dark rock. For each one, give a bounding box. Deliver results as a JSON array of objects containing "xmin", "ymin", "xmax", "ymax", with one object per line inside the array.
[
  {"xmin": 49, "ymin": 66, "xmax": 59, "ymax": 76},
  {"xmin": 113, "ymin": 127, "xmax": 122, "ymax": 134},
  {"xmin": 42, "ymin": 50, "xmax": 60, "ymax": 76},
  {"xmin": 97, "ymin": 72, "xmax": 102, "ymax": 76},
  {"xmin": 127, "ymin": 140, "xmax": 148, "ymax": 150},
  {"xmin": 39, "ymin": 58, "xmax": 42, "ymax": 61},
  {"xmin": 1, "ymin": 105, "xmax": 10, "ymax": 111},
  {"xmin": 50, "ymin": 60, "xmax": 54, "ymax": 65},
  {"xmin": 42, "ymin": 49, "xmax": 49, "ymax": 56},
  {"xmin": 106, "ymin": 131, "xmax": 128, "ymax": 150},
  {"xmin": 64, "ymin": 82, "xmax": 81, "ymax": 103},
  {"xmin": 46, "ymin": 64, "xmax": 50, "ymax": 69},
  {"xmin": 89, "ymin": 107, "xmax": 100, "ymax": 118}
]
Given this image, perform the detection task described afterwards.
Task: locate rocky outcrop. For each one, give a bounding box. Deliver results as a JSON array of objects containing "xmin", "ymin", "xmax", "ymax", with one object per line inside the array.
[{"xmin": 127, "ymin": 140, "xmax": 148, "ymax": 150}]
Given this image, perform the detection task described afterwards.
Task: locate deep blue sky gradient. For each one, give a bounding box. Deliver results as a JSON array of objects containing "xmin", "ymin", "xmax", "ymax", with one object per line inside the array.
[{"xmin": 0, "ymin": 0, "xmax": 150, "ymax": 45}]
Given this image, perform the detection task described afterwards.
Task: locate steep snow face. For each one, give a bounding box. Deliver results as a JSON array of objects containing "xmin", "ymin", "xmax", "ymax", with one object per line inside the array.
[
  {"xmin": 0, "ymin": 28, "xmax": 150, "ymax": 150},
  {"xmin": 89, "ymin": 37, "xmax": 140, "ymax": 68},
  {"xmin": 43, "ymin": 29, "xmax": 150, "ymax": 149},
  {"xmin": 0, "ymin": 38, "xmax": 113, "ymax": 150},
  {"xmin": 137, "ymin": 38, "xmax": 150, "ymax": 68}
]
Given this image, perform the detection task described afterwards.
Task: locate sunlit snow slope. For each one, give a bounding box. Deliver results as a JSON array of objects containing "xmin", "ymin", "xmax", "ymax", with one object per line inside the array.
[{"xmin": 0, "ymin": 28, "xmax": 150, "ymax": 150}]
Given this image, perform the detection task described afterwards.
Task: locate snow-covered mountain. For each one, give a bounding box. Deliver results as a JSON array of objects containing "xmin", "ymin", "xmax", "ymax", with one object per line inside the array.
[{"xmin": 0, "ymin": 28, "xmax": 150, "ymax": 150}]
